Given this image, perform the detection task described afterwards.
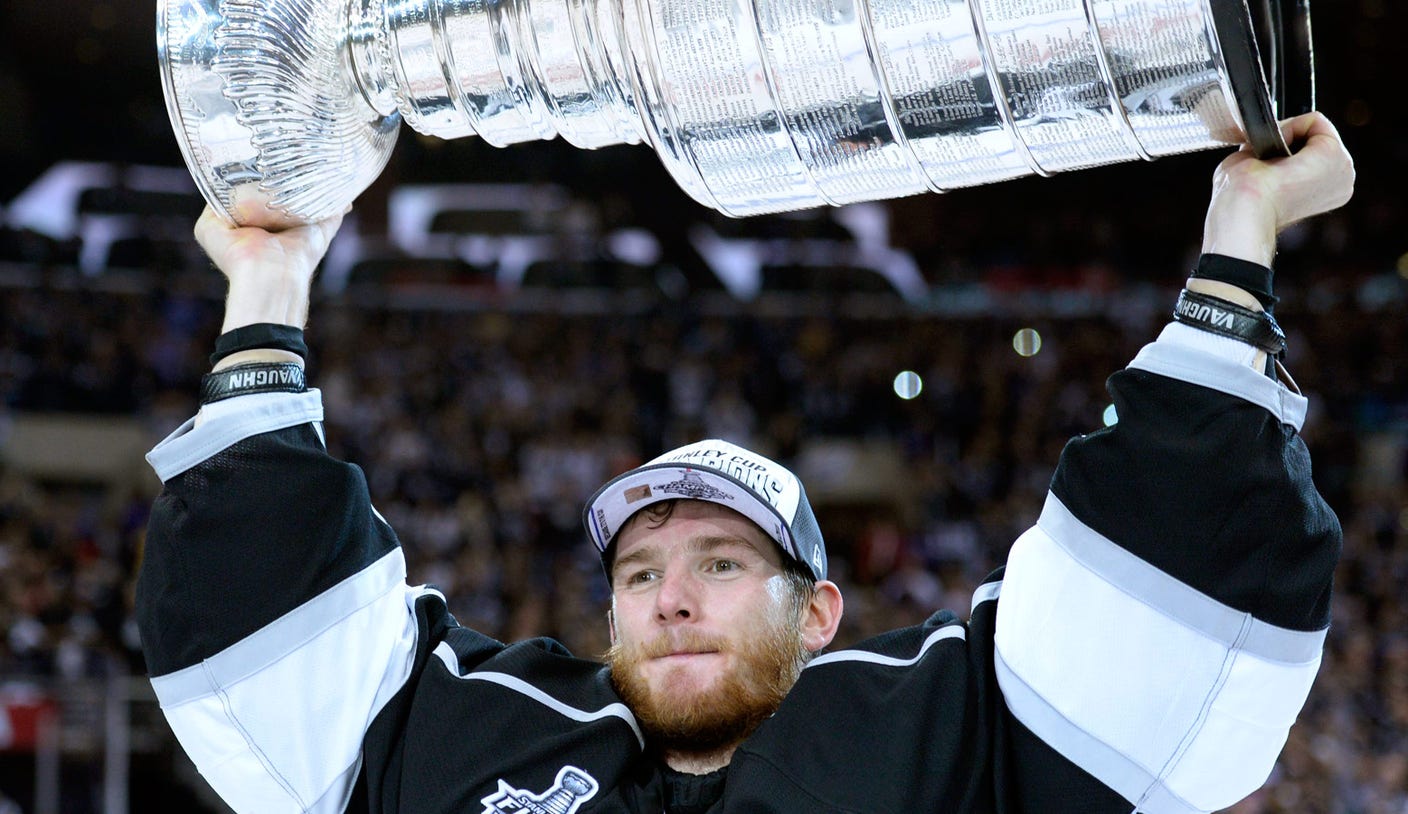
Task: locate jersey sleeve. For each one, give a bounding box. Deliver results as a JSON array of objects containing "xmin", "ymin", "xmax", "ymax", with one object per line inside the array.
[
  {"xmin": 993, "ymin": 323, "xmax": 1341, "ymax": 814},
  {"xmin": 136, "ymin": 390, "xmax": 446, "ymax": 813},
  {"xmin": 136, "ymin": 390, "xmax": 646, "ymax": 814}
]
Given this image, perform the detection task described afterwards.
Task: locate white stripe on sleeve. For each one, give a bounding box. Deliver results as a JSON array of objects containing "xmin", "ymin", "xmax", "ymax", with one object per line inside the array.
[
  {"xmin": 150, "ymin": 549, "xmax": 425, "ymax": 814},
  {"xmin": 147, "ymin": 389, "xmax": 325, "ymax": 481},
  {"xmin": 804, "ymin": 626, "xmax": 965, "ymax": 670},
  {"xmin": 1128, "ymin": 323, "xmax": 1307, "ymax": 429},
  {"xmin": 433, "ymin": 644, "xmax": 646, "ymax": 750},
  {"xmin": 994, "ymin": 494, "xmax": 1324, "ymax": 814}
]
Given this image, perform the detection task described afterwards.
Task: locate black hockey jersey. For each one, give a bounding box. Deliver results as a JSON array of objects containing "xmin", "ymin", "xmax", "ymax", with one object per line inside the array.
[{"xmin": 136, "ymin": 322, "xmax": 1340, "ymax": 814}]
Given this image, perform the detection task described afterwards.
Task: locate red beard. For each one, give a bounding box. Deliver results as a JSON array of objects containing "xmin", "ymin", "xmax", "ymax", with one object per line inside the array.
[{"xmin": 606, "ymin": 618, "xmax": 809, "ymax": 755}]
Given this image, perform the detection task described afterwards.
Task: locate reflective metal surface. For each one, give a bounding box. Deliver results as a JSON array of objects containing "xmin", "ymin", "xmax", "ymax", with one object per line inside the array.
[
  {"xmin": 159, "ymin": 0, "xmax": 1308, "ymax": 223},
  {"xmin": 870, "ymin": 0, "xmax": 1033, "ymax": 190},
  {"xmin": 1093, "ymin": 0, "xmax": 1243, "ymax": 157},
  {"xmin": 159, "ymin": 0, "xmax": 401, "ymax": 226},
  {"xmin": 975, "ymin": 0, "xmax": 1143, "ymax": 174}
]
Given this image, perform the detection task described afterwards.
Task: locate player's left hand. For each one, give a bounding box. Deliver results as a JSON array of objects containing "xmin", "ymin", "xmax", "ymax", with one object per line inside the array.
[
  {"xmin": 1202, "ymin": 112, "xmax": 1355, "ymax": 265},
  {"xmin": 1214, "ymin": 112, "xmax": 1355, "ymax": 231}
]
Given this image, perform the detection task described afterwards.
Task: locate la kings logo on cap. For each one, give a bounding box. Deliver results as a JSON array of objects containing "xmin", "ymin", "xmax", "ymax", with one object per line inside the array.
[{"xmin": 480, "ymin": 765, "xmax": 598, "ymax": 814}]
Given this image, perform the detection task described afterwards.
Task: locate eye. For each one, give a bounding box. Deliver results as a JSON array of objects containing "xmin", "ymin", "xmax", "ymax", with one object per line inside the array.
[
  {"xmin": 709, "ymin": 559, "xmax": 740, "ymax": 573},
  {"xmin": 623, "ymin": 570, "xmax": 657, "ymax": 586}
]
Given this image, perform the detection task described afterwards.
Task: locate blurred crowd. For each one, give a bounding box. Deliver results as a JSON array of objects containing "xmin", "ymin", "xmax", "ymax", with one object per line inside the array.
[{"xmin": 0, "ymin": 227, "xmax": 1404, "ymax": 811}]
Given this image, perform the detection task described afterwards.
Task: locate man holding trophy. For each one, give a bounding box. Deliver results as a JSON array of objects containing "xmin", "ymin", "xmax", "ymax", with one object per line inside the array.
[
  {"xmin": 143, "ymin": 0, "xmax": 1354, "ymax": 808},
  {"xmin": 136, "ymin": 97, "xmax": 1352, "ymax": 814}
]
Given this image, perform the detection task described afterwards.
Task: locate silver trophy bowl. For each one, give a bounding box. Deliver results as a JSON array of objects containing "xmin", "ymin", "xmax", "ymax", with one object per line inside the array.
[
  {"xmin": 159, "ymin": 0, "xmax": 402, "ymax": 228},
  {"xmin": 159, "ymin": 0, "xmax": 1314, "ymax": 226}
]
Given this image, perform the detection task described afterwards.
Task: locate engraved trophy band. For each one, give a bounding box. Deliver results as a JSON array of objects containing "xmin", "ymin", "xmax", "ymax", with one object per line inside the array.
[{"xmin": 158, "ymin": 0, "xmax": 1315, "ymax": 225}]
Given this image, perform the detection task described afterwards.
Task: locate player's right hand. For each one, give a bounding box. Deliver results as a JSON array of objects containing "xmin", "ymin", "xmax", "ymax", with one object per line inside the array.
[
  {"xmin": 195, "ymin": 205, "xmax": 346, "ymax": 335},
  {"xmin": 194, "ymin": 205, "xmax": 344, "ymax": 287}
]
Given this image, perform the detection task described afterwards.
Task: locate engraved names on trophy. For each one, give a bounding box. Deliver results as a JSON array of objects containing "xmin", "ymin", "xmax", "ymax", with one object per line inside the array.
[
  {"xmin": 645, "ymin": 0, "xmax": 818, "ymax": 213},
  {"xmin": 1089, "ymin": 0, "xmax": 1242, "ymax": 156},
  {"xmin": 754, "ymin": 0, "xmax": 923, "ymax": 205},
  {"xmin": 977, "ymin": 0, "xmax": 1142, "ymax": 173},
  {"xmin": 161, "ymin": 0, "xmax": 1301, "ymax": 222},
  {"xmin": 868, "ymin": 0, "xmax": 1029, "ymax": 189}
]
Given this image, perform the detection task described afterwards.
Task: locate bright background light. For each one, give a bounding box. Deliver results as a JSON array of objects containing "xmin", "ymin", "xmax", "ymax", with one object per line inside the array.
[
  {"xmin": 1012, "ymin": 328, "xmax": 1042, "ymax": 357},
  {"xmin": 893, "ymin": 370, "xmax": 923, "ymax": 400}
]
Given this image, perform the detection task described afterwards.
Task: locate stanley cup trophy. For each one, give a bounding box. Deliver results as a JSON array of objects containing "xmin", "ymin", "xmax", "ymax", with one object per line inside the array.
[{"xmin": 159, "ymin": 0, "xmax": 1315, "ymax": 227}]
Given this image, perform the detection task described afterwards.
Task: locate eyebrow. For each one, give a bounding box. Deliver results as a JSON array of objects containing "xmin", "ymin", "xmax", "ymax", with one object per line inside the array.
[{"xmin": 611, "ymin": 535, "xmax": 764, "ymax": 579}]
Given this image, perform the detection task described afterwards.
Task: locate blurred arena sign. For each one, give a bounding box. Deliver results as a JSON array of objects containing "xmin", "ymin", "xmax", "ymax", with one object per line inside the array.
[
  {"xmin": 0, "ymin": 684, "xmax": 56, "ymax": 752},
  {"xmin": 159, "ymin": 0, "xmax": 1313, "ymax": 227}
]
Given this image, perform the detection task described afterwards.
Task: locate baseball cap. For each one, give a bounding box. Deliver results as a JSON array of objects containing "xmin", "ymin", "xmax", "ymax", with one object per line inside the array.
[{"xmin": 583, "ymin": 439, "xmax": 828, "ymax": 582}]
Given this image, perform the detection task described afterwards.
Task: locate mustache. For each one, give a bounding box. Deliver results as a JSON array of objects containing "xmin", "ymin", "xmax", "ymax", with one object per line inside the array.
[{"xmin": 614, "ymin": 630, "xmax": 730, "ymax": 660}]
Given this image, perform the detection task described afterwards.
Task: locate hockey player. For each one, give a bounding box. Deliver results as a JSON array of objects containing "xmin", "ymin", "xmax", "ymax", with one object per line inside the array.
[{"xmin": 137, "ymin": 111, "xmax": 1354, "ymax": 813}]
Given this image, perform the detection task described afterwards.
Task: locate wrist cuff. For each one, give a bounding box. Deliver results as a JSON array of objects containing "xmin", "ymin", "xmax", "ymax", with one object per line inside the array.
[
  {"xmin": 1190, "ymin": 254, "xmax": 1278, "ymax": 311},
  {"xmin": 1173, "ymin": 290, "xmax": 1286, "ymax": 356},
  {"xmin": 210, "ymin": 324, "xmax": 308, "ymax": 367},
  {"xmin": 200, "ymin": 363, "xmax": 307, "ymax": 404}
]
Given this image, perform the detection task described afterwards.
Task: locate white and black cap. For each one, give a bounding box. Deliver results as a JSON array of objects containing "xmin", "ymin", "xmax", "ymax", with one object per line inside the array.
[{"xmin": 583, "ymin": 439, "xmax": 828, "ymax": 582}]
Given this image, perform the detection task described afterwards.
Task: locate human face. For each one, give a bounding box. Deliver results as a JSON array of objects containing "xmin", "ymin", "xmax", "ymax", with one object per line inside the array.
[{"xmin": 605, "ymin": 501, "xmax": 809, "ymax": 753}]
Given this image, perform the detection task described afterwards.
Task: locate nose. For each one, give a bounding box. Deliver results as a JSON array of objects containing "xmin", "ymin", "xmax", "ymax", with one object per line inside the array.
[{"xmin": 653, "ymin": 568, "xmax": 698, "ymax": 623}]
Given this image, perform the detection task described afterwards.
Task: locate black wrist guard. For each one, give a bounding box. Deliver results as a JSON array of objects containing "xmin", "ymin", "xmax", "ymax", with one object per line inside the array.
[
  {"xmin": 200, "ymin": 362, "xmax": 307, "ymax": 404},
  {"xmin": 1190, "ymin": 254, "xmax": 1278, "ymax": 311},
  {"xmin": 209, "ymin": 324, "xmax": 309, "ymax": 367},
  {"xmin": 1173, "ymin": 289, "xmax": 1286, "ymax": 356}
]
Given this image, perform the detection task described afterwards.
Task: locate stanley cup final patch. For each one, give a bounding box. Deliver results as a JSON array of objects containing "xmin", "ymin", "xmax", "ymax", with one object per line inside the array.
[
  {"xmin": 480, "ymin": 766, "xmax": 599, "ymax": 814},
  {"xmin": 655, "ymin": 469, "xmax": 735, "ymax": 502}
]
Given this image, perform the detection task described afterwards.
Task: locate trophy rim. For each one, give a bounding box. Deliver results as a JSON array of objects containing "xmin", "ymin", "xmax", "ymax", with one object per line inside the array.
[
  {"xmin": 1210, "ymin": 0, "xmax": 1313, "ymax": 159},
  {"xmin": 157, "ymin": 0, "xmax": 241, "ymax": 225},
  {"xmin": 1277, "ymin": 0, "xmax": 1317, "ymax": 119}
]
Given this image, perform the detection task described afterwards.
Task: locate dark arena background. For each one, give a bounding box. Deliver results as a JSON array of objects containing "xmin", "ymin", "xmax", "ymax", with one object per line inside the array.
[{"xmin": 0, "ymin": 1, "xmax": 1404, "ymax": 811}]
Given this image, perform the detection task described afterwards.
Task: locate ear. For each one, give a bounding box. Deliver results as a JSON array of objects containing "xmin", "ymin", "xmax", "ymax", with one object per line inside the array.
[{"xmin": 801, "ymin": 580, "xmax": 844, "ymax": 653}]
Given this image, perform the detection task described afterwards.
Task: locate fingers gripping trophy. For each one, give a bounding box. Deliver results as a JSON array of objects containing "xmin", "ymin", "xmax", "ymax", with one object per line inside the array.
[{"xmin": 159, "ymin": 0, "xmax": 1316, "ymax": 227}]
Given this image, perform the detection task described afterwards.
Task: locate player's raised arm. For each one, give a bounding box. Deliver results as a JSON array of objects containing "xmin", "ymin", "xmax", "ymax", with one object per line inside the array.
[
  {"xmin": 135, "ymin": 209, "xmax": 427, "ymax": 813},
  {"xmin": 991, "ymin": 113, "xmax": 1354, "ymax": 814}
]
